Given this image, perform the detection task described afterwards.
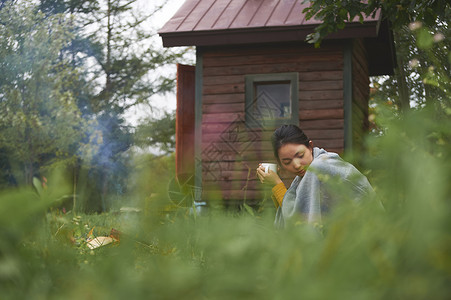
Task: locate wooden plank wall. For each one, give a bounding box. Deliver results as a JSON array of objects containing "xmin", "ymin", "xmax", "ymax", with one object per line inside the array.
[
  {"xmin": 200, "ymin": 43, "xmax": 345, "ymax": 205},
  {"xmin": 351, "ymin": 39, "xmax": 370, "ymax": 151}
]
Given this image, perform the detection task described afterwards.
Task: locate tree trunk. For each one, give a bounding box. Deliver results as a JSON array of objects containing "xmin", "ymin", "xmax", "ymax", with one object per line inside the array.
[
  {"xmin": 101, "ymin": 170, "xmax": 108, "ymax": 211},
  {"xmin": 394, "ymin": 30, "xmax": 410, "ymax": 112},
  {"xmin": 106, "ymin": 0, "xmax": 112, "ymax": 103},
  {"xmin": 25, "ymin": 124, "xmax": 34, "ymax": 185}
]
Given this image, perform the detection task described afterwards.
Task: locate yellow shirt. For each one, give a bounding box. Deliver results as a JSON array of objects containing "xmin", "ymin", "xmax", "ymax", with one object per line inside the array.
[{"xmin": 271, "ymin": 182, "xmax": 287, "ymax": 208}]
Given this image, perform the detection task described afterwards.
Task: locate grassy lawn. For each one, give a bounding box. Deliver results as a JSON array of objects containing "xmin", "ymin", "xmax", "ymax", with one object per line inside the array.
[{"xmin": 1, "ymin": 189, "xmax": 450, "ymax": 299}]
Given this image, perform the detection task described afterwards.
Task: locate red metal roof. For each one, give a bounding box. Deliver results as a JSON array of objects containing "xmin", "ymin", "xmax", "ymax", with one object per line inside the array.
[{"xmin": 159, "ymin": 0, "xmax": 382, "ymax": 47}]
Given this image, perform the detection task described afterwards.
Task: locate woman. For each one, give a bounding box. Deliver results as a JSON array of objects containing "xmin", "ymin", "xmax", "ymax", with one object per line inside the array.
[{"xmin": 257, "ymin": 124, "xmax": 374, "ymax": 227}]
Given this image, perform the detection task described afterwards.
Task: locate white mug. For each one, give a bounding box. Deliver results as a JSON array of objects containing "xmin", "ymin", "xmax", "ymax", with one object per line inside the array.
[{"xmin": 261, "ymin": 163, "xmax": 277, "ymax": 174}]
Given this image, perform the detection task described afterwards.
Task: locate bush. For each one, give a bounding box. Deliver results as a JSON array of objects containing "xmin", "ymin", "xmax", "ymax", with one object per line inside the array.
[{"xmin": 1, "ymin": 107, "xmax": 450, "ymax": 299}]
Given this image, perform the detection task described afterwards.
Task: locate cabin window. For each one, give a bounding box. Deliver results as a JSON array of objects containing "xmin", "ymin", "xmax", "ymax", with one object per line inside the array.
[{"xmin": 245, "ymin": 73, "xmax": 299, "ymax": 127}]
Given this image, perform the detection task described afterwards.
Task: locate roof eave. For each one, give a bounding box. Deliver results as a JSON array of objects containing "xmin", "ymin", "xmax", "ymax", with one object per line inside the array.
[{"xmin": 159, "ymin": 22, "xmax": 380, "ymax": 47}]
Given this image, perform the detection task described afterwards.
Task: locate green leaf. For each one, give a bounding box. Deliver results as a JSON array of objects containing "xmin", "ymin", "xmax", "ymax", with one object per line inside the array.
[
  {"xmin": 417, "ymin": 28, "xmax": 434, "ymax": 49},
  {"xmin": 423, "ymin": 78, "xmax": 439, "ymax": 88},
  {"xmin": 32, "ymin": 177, "xmax": 43, "ymax": 195},
  {"xmin": 242, "ymin": 203, "xmax": 255, "ymax": 216}
]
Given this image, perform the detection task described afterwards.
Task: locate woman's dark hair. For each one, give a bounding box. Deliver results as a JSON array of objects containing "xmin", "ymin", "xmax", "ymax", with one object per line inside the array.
[{"xmin": 271, "ymin": 124, "xmax": 310, "ymax": 162}]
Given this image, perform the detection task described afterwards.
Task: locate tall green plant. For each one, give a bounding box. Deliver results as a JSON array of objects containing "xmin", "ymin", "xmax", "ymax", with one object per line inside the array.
[
  {"xmin": 34, "ymin": 0, "xmax": 192, "ymax": 210},
  {"xmin": 134, "ymin": 111, "xmax": 176, "ymax": 154},
  {"xmin": 303, "ymin": 0, "xmax": 450, "ymax": 113},
  {"xmin": 1, "ymin": 105, "xmax": 450, "ymax": 299},
  {"xmin": 369, "ymin": 21, "xmax": 450, "ymax": 135},
  {"xmin": 302, "ymin": 0, "xmax": 450, "ymax": 46},
  {"xmin": 0, "ymin": 1, "xmax": 96, "ymax": 185}
]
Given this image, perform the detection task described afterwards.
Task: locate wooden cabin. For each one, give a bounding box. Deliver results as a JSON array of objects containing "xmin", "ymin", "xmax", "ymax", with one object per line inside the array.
[{"xmin": 159, "ymin": 0, "xmax": 396, "ymax": 207}]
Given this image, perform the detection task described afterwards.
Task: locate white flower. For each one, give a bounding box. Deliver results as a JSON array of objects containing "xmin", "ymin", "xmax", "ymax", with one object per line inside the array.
[
  {"xmin": 409, "ymin": 59, "xmax": 419, "ymax": 68},
  {"xmin": 408, "ymin": 21, "xmax": 422, "ymax": 31},
  {"xmin": 433, "ymin": 33, "xmax": 445, "ymax": 43}
]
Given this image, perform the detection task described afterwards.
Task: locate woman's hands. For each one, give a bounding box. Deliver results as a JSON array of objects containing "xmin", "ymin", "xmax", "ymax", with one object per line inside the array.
[{"xmin": 256, "ymin": 164, "xmax": 283, "ymax": 187}]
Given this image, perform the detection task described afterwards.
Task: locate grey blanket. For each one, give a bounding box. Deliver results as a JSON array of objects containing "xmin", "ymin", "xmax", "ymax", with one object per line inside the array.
[{"xmin": 275, "ymin": 147, "xmax": 374, "ymax": 227}]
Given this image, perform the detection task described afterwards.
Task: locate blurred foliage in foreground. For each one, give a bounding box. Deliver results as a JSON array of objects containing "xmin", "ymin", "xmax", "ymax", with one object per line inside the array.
[
  {"xmin": 1, "ymin": 106, "xmax": 450, "ymax": 299},
  {"xmin": 1, "ymin": 3, "xmax": 450, "ymax": 299}
]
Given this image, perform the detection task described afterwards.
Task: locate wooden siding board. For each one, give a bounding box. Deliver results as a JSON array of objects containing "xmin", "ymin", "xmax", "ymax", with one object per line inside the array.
[
  {"xmin": 299, "ymin": 119, "xmax": 344, "ymax": 129},
  {"xmin": 327, "ymin": 148, "xmax": 344, "ymax": 154},
  {"xmin": 202, "ymin": 43, "xmax": 343, "ymax": 58},
  {"xmin": 354, "ymin": 80, "xmax": 369, "ymax": 99},
  {"xmin": 351, "ymin": 102, "xmax": 365, "ymax": 123},
  {"xmin": 203, "ymin": 112, "xmax": 243, "ymax": 123},
  {"xmin": 203, "ymin": 74, "xmax": 244, "ymax": 85},
  {"xmin": 201, "ymin": 142, "xmax": 272, "ymax": 153},
  {"xmin": 203, "ymin": 61, "xmax": 343, "ymax": 76},
  {"xmin": 353, "ymin": 82, "xmax": 369, "ymax": 108},
  {"xmin": 299, "ymin": 99, "xmax": 344, "ymax": 110},
  {"xmin": 203, "ymin": 83, "xmax": 244, "ymax": 94},
  {"xmin": 351, "ymin": 39, "xmax": 370, "ymax": 150},
  {"xmin": 353, "ymin": 40, "xmax": 368, "ymax": 68},
  {"xmin": 202, "ymin": 164, "xmax": 290, "ymax": 177},
  {"xmin": 312, "ymin": 139, "xmax": 344, "ymax": 149},
  {"xmin": 299, "ymin": 90, "xmax": 343, "ymax": 100},
  {"xmin": 203, "ymin": 51, "xmax": 343, "ymax": 67},
  {"xmin": 202, "ymin": 154, "xmax": 274, "ymax": 165},
  {"xmin": 299, "ymin": 71, "xmax": 343, "ymax": 81},
  {"xmin": 304, "ymin": 129, "xmax": 344, "ymax": 139},
  {"xmin": 353, "ymin": 55, "xmax": 369, "ymax": 80},
  {"xmin": 299, "ymin": 80, "xmax": 343, "ymax": 91},
  {"xmin": 353, "ymin": 86, "xmax": 368, "ymax": 112},
  {"xmin": 352, "ymin": 58, "xmax": 369, "ymax": 87},
  {"xmin": 203, "ymin": 94, "xmax": 244, "ymax": 104},
  {"xmin": 352, "ymin": 70, "xmax": 369, "ymax": 90},
  {"xmin": 202, "ymin": 123, "xmax": 235, "ymax": 133},
  {"xmin": 343, "ymin": 42, "xmax": 353, "ymax": 151},
  {"xmin": 203, "ymin": 102, "xmax": 244, "ymax": 113},
  {"xmin": 300, "ymin": 108, "xmax": 344, "ymax": 120},
  {"xmin": 201, "ymin": 161, "xmax": 274, "ymax": 172},
  {"xmin": 201, "ymin": 124, "xmax": 265, "ymax": 136},
  {"xmin": 352, "ymin": 40, "xmax": 369, "ymax": 112}
]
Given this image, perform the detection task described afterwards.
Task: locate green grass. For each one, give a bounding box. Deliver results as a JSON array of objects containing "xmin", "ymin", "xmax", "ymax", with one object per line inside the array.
[{"xmin": 1, "ymin": 109, "xmax": 450, "ymax": 299}]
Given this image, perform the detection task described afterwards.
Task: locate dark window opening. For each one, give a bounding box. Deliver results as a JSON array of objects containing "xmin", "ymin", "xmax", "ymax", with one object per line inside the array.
[{"xmin": 245, "ymin": 73, "xmax": 298, "ymax": 127}]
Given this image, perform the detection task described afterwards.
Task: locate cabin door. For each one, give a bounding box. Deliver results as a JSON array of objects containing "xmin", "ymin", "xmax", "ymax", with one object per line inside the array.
[{"xmin": 176, "ymin": 64, "xmax": 195, "ymax": 183}]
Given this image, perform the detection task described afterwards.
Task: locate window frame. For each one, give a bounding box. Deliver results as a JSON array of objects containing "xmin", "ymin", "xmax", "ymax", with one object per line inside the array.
[{"xmin": 245, "ymin": 72, "xmax": 299, "ymax": 128}]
